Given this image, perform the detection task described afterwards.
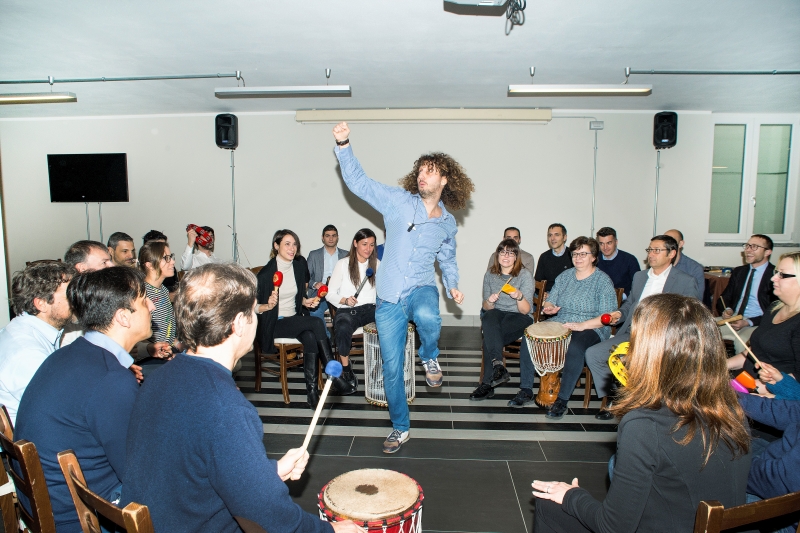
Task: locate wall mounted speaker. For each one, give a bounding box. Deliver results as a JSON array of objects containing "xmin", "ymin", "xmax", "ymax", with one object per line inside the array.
[
  {"xmin": 653, "ymin": 112, "xmax": 677, "ymax": 149},
  {"xmin": 215, "ymin": 114, "xmax": 238, "ymax": 149}
]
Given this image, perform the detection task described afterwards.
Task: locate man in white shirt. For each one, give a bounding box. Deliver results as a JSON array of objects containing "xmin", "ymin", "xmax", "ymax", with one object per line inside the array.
[
  {"xmin": 584, "ymin": 235, "xmax": 698, "ymax": 419},
  {"xmin": 0, "ymin": 261, "xmax": 74, "ymax": 423},
  {"xmin": 486, "ymin": 227, "xmax": 535, "ymax": 272},
  {"xmin": 61, "ymin": 240, "xmax": 114, "ymax": 348},
  {"xmin": 181, "ymin": 225, "xmax": 220, "ymax": 270},
  {"xmin": 306, "ymin": 225, "xmax": 348, "ymax": 338}
]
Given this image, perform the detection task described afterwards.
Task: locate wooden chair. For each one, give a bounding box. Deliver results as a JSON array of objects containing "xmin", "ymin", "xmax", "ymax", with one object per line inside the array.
[
  {"xmin": 235, "ymin": 516, "xmax": 268, "ymax": 533},
  {"xmin": 694, "ymin": 491, "xmax": 800, "ymax": 533},
  {"xmin": 580, "ymin": 287, "xmax": 625, "ymax": 409},
  {"xmin": 253, "ymin": 339, "xmax": 305, "ymax": 403},
  {"xmin": 57, "ymin": 450, "xmax": 154, "ymax": 533},
  {"xmin": 0, "ymin": 406, "xmax": 56, "ymax": 533},
  {"xmin": 0, "ymin": 407, "xmax": 18, "ymax": 533},
  {"xmin": 248, "ymin": 266, "xmax": 263, "ymax": 276}
]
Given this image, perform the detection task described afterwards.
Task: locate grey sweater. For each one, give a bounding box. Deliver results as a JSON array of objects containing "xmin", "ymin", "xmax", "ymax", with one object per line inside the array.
[{"xmin": 483, "ymin": 269, "xmax": 535, "ymax": 316}]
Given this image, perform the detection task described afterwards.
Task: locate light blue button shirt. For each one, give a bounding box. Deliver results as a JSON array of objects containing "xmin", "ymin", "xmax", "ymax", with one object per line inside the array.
[
  {"xmin": 336, "ymin": 145, "xmax": 459, "ymax": 304},
  {"xmin": 737, "ymin": 262, "xmax": 769, "ymax": 321},
  {"xmin": 323, "ymin": 249, "xmax": 338, "ymax": 281},
  {"xmin": 84, "ymin": 331, "xmax": 134, "ymax": 369},
  {"xmin": 0, "ymin": 313, "xmax": 62, "ymax": 424}
]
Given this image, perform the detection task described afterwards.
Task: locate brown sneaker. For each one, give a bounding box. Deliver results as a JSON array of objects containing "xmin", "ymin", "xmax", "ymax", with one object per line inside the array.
[{"xmin": 382, "ymin": 429, "xmax": 409, "ymax": 454}]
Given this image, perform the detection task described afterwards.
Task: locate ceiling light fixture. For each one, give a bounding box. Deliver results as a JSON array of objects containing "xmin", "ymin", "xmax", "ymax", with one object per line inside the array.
[
  {"xmin": 508, "ymin": 84, "xmax": 652, "ymax": 97},
  {"xmin": 296, "ymin": 108, "xmax": 551, "ymax": 123},
  {"xmin": 0, "ymin": 92, "xmax": 77, "ymax": 105},
  {"xmin": 215, "ymin": 85, "xmax": 351, "ymax": 99}
]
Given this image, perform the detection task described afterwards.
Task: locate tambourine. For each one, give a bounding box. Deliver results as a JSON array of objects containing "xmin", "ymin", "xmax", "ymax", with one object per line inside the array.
[
  {"xmin": 186, "ymin": 224, "xmax": 212, "ymax": 247},
  {"xmin": 608, "ymin": 341, "xmax": 629, "ymax": 387}
]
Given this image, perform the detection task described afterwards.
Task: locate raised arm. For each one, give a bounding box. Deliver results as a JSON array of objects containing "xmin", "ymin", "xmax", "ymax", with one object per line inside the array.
[{"xmin": 333, "ymin": 122, "xmax": 397, "ymax": 215}]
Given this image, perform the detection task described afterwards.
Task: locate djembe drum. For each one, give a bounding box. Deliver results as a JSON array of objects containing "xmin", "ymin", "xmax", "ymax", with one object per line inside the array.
[
  {"xmin": 363, "ymin": 323, "xmax": 416, "ymax": 407},
  {"xmin": 319, "ymin": 469, "xmax": 424, "ymax": 533},
  {"xmin": 524, "ymin": 322, "xmax": 572, "ymax": 408}
]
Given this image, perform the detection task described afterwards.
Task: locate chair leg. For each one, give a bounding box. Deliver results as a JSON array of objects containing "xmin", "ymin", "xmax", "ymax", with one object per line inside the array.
[
  {"xmin": 583, "ymin": 367, "xmax": 592, "ymax": 409},
  {"xmin": 279, "ymin": 346, "xmax": 290, "ymax": 405},
  {"xmin": 254, "ymin": 344, "xmax": 262, "ymax": 392}
]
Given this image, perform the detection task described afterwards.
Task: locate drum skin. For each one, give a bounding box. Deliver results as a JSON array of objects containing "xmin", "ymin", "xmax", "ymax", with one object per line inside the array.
[{"xmin": 319, "ymin": 469, "xmax": 424, "ymax": 533}]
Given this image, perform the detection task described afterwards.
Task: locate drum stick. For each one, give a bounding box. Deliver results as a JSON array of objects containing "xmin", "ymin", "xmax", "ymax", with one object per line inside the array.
[
  {"xmin": 716, "ymin": 314, "xmax": 743, "ymax": 326},
  {"xmin": 301, "ymin": 360, "xmax": 343, "ymax": 451},
  {"xmin": 724, "ymin": 322, "xmax": 761, "ymax": 366}
]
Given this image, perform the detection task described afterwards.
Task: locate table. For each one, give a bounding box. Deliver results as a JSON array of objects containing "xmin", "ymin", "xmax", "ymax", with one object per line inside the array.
[{"xmin": 705, "ymin": 272, "xmax": 731, "ymax": 316}]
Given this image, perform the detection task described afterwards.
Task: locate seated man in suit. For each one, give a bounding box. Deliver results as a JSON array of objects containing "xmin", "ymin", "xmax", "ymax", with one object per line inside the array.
[
  {"xmin": 585, "ymin": 235, "xmax": 698, "ymax": 420},
  {"xmin": 15, "ymin": 267, "xmax": 151, "ymax": 532},
  {"xmin": 486, "ymin": 227, "xmax": 535, "ymax": 272},
  {"xmin": 717, "ymin": 234, "xmax": 777, "ymax": 353},
  {"xmin": 534, "ymin": 223, "xmax": 573, "ymax": 294},
  {"xmin": 664, "ymin": 229, "xmax": 704, "ymax": 299},
  {"xmin": 595, "ymin": 226, "xmax": 640, "ymax": 298},
  {"xmin": 120, "ymin": 263, "xmax": 361, "ymax": 533},
  {"xmin": 307, "ymin": 225, "xmax": 348, "ymax": 338}
]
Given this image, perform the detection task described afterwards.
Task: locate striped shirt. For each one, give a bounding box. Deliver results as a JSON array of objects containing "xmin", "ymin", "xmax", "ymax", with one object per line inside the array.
[
  {"xmin": 145, "ymin": 283, "xmax": 176, "ymax": 345},
  {"xmin": 335, "ymin": 145, "xmax": 459, "ymax": 303}
]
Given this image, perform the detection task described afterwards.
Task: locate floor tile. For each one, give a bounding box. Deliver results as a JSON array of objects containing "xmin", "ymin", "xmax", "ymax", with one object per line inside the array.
[
  {"xmin": 539, "ymin": 441, "xmax": 616, "ymax": 462},
  {"xmin": 348, "ymin": 436, "xmax": 547, "ymax": 462},
  {"xmin": 263, "ymin": 433, "xmax": 353, "ymax": 456}
]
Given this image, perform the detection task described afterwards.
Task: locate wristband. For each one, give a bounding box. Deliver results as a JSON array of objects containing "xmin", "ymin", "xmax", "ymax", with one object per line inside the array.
[
  {"xmin": 336, "ymin": 138, "xmax": 350, "ymax": 146},
  {"xmin": 516, "ymin": 294, "xmax": 524, "ymax": 302}
]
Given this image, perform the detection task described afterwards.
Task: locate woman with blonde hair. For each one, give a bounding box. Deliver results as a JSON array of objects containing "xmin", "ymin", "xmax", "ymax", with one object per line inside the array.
[{"xmin": 532, "ymin": 293, "xmax": 751, "ymax": 533}]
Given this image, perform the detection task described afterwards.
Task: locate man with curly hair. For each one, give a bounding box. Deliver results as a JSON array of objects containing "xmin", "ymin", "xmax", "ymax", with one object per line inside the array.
[{"xmin": 333, "ymin": 122, "xmax": 473, "ymax": 453}]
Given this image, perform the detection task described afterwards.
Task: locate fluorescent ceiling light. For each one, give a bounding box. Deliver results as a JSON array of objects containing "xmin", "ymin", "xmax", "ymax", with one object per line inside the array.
[
  {"xmin": 0, "ymin": 92, "xmax": 77, "ymax": 104},
  {"xmin": 296, "ymin": 108, "xmax": 552, "ymax": 123},
  {"xmin": 215, "ymin": 85, "xmax": 351, "ymax": 99},
  {"xmin": 508, "ymin": 84, "xmax": 652, "ymax": 97}
]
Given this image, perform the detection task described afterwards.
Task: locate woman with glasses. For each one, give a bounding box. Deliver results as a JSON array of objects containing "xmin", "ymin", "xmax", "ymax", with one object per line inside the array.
[
  {"xmin": 728, "ymin": 251, "xmax": 800, "ymax": 386},
  {"xmin": 536, "ymin": 236, "xmax": 616, "ymax": 419},
  {"xmin": 532, "ymin": 294, "xmax": 751, "ymax": 533},
  {"xmin": 138, "ymin": 241, "xmax": 182, "ymax": 374},
  {"xmin": 471, "ymin": 238, "xmax": 534, "ymax": 400},
  {"xmin": 256, "ymin": 229, "xmax": 354, "ymax": 408}
]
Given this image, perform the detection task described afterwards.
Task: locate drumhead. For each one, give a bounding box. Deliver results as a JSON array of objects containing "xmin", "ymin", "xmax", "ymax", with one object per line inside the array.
[
  {"xmin": 323, "ymin": 469, "xmax": 420, "ymax": 521},
  {"xmin": 525, "ymin": 321, "xmax": 570, "ymax": 339}
]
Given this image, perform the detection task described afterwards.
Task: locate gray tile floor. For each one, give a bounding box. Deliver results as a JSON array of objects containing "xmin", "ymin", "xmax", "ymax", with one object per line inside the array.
[{"xmin": 243, "ymin": 326, "xmax": 616, "ymax": 533}]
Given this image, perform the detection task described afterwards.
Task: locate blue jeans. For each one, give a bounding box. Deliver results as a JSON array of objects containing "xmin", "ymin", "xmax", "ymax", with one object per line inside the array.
[
  {"xmin": 309, "ymin": 299, "xmax": 331, "ymax": 339},
  {"xmin": 376, "ymin": 286, "xmax": 441, "ymax": 432}
]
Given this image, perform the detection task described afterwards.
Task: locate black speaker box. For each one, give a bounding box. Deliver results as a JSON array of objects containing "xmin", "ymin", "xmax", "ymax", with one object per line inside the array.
[
  {"xmin": 215, "ymin": 114, "xmax": 238, "ymax": 149},
  {"xmin": 653, "ymin": 112, "xmax": 677, "ymax": 149}
]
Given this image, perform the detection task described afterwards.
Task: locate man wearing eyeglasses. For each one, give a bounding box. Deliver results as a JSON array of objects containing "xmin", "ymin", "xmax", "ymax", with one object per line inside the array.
[
  {"xmin": 718, "ymin": 234, "xmax": 777, "ymax": 353},
  {"xmin": 585, "ymin": 235, "xmax": 699, "ymax": 420}
]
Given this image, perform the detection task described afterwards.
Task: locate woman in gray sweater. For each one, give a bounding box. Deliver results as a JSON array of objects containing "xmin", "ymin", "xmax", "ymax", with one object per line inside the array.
[{"xmin": 471, "ymin": 238, "xmax": 535, "ymax": 400}]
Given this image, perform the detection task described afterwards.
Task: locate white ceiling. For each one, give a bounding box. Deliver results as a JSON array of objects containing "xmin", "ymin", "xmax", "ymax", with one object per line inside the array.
[{"xmin": 1, "ymin": 0, "xmax": 799, "ymax": 118}]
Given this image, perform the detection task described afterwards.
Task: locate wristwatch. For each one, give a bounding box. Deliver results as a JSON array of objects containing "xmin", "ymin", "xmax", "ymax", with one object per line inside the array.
[{"xmin": 516, "ymin": 293, "xmax": 524, "ymax": 301}]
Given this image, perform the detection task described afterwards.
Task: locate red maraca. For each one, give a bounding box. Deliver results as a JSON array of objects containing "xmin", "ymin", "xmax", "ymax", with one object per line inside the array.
[
  {"xmin": 600, "ymin": 313, "xmax": 612, "ymax": 326},
  {"xmin": 316, "ymin": 284, "xmax": 329, "ymax": 299},
  {"xmin": 272, "ymin": 271, "xmax": 283, "ymax": 289}
]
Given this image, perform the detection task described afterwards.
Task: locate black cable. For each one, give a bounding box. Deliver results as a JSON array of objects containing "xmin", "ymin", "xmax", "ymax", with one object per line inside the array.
[{"xmin": 505, "ymin": 0, "xmax": 526, "ymax": 35}]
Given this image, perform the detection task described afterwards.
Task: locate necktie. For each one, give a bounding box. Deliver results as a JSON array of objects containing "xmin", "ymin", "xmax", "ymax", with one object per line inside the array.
[{"xmin": 737, "ymin": 268, "xmax": 755, "ymax": 317}]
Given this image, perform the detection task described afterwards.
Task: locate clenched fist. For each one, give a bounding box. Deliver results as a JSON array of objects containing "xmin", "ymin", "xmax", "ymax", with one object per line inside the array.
[{"xmin": 333, "ymin": 122, "xmax": 350, "ymax": 143}]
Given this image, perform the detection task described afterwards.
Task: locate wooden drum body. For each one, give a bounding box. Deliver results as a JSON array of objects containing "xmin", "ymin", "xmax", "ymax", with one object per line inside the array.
[
  {"xmin": 363, "ymin": 323, "xmax": 416, "ymax": 407},
  {"xmin": 319, "ymin": 469, "xmax": 424, "ymax": 533},
  {"xmin": 524, "ymin": 322, "xmax": 571, "ymax": 408}
]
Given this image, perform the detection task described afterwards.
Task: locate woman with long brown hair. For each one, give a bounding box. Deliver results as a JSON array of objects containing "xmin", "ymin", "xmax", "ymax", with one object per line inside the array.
[
  {"xmin": 256, "ymin": 229, "xmax": 353, "ymax": 408},
  {"xmin": 532, "ymin": 293, "xmax": 751, "ymax": 533},
  {"xmin": 470, "ymin": 238, "xmax": 534, "ymax": 400},
  {"xmin": 326, "ymin": 228, "xmax": 380, "ymax": 391},
  {"xmin": 139, "ymin": 241, "xmax": 183, "ymax": 367}
]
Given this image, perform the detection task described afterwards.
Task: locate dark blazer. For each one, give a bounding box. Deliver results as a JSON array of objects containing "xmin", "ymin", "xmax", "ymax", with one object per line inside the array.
[
  {"xmin": 617, "ymin": 267, "xmax": 699, "ymax": 336},
  {"xmin": 256, "ymin": 256, "xmax": 311, "ymax": 354},
  {"xmin": 306, "ymin": 247, "xmax": 348, "ymax": 297},
  {"xmin": 717, "ymin": 262, "xmax": 777, "ymax": 326}
]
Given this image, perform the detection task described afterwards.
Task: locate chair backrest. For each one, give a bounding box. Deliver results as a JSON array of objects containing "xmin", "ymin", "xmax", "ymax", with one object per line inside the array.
[
  {"xmin": 57, "ymin": 450, "xmax": 154, "ymax": 533},
  {"xmin": 694, "ymin": 492, "xmax": 800, "ymax": 533},
  {"xmin": 533, "ymin": 279, "xmax": 547, "ymax": 322},
  {"xmin": 248, "ymin": 266, "xmax": 263, "ymax": 275},
  {"xmin": 615, "ymin": 287, "xmax": 624, "ymax": 308},
  {"xmin": 235, "ymin": 516, "xmax": 268, "ymax": 533},
  {"xmin": 0, "ymin": 406, "xmax": 57, "ymax": 533}
]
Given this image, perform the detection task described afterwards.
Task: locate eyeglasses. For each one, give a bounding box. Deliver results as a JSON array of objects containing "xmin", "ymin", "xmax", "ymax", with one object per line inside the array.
[
  {"xmin": 645, "ymin": 248, "xmax": 666, "ymax": 254},
  {"xmin": 775, "ymin": 272, "xmax": 797, "ymax": 279},
  {"xmin": 743, "ymin": 243, "xmax": 768, "ymax": 251},
  {"xmin": 498, "ymin": 250, "xmax": 517, "ymax": 257},
  {"xmin": 571, "ymin": 252, "xmax": 592, "ymax": 258},
  {"xmin": 162, "ymin": 253, "xmax": 175, "ymax": 262}
]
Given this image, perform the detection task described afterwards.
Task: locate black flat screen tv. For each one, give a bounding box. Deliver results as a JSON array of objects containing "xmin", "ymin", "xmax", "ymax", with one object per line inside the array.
[{"xmin": 47, "ymin": 153, "xmax": 129, "ymax": 203}]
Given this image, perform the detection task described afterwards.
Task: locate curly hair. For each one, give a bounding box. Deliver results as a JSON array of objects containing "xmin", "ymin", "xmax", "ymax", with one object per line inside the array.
[{"xmin": 398, "ymin": 153, "xmax": 474, "ymax": 211}]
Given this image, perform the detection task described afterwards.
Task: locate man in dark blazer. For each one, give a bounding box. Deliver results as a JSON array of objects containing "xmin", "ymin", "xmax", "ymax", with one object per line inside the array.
[
  {"xmin": 306, "ymin": 225, "xmax": 348, "ymax": 338},
  {"xmin": 717, "ymin": 234, "xmax": 777, "ymax": 353},
  {"xmin": 585, "ymin": 235, "xmax": 699, "ymax": 419}
]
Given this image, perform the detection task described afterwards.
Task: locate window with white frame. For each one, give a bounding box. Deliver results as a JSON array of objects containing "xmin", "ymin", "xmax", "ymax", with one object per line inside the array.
[{"xmin": 708, "ymin": 115, "xmax": 799, "ymax": 243}]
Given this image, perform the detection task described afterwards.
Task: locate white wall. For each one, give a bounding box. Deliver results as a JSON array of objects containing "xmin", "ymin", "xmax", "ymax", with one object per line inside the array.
[{"xmin": 1, "ymin": 110, "xmax": 797, "ymax": 325}]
